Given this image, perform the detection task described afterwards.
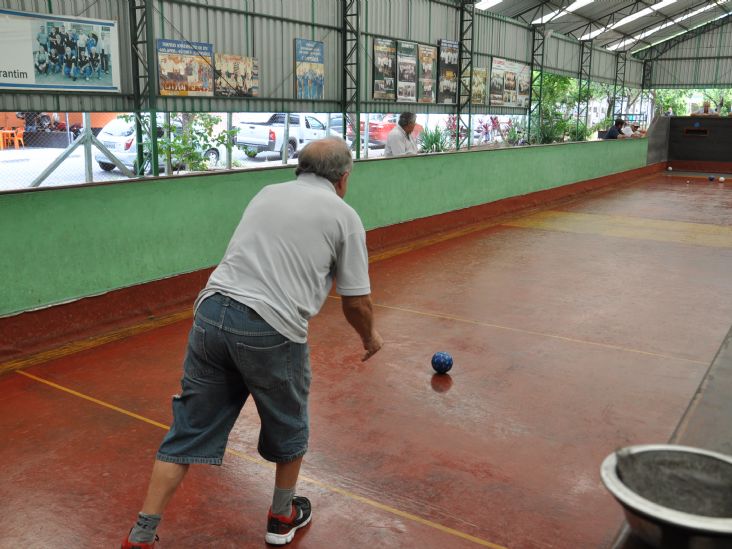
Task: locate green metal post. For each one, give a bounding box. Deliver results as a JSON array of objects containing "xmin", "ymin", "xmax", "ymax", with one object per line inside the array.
[{"xmin": 145, "ymin": 0, "xmax": 159, "ymax": 176}]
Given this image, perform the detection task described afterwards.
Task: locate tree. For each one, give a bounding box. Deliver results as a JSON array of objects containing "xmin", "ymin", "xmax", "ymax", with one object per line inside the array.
[
  {"xmin": 651, "ymin": 89, "xmax": 692, "ymax": 116},
  {"xmin": 701, "ymin": 88, "xmax": 732, "ymax": 115}
]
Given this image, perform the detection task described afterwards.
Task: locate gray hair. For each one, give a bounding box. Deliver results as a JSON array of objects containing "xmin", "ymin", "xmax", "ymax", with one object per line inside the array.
[
  {"xmin": 295, "ymin": 137, "xmax": 353, "ymax": 184},
  {"xmin": 398, "ymin": 112, "xmax": 417, "ymax": 128}
]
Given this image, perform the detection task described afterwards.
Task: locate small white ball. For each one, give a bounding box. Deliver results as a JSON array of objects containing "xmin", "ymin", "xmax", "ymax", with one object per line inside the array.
[
  {"xmin": 667, "ymin": 166, "xmax": 673, "ymax": 171},
  {"xmin": 720, "ymin": 177, "xmax": 726, "ymax": 182}
]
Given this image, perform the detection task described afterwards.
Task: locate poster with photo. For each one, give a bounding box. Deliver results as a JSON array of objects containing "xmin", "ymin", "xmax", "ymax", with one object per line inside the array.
[
  {"xmin": 214, "ymin": 53, "xmax": 258, "ymax": 97},
  {"xmin": 294, "ymin": 39, "xmax": 324, "ymax": 100},
  {"xmin": 490, "ymin": 57, "xmax": 530, "ymax": 108},
  {"xmin": 471, "ymin": 67, "xmax": 487, "ymax": 105},
  {"xmin": 396, "ymin": 41, "xmax": 417, "ymax": 102},
  {"xmin": 157, "ymin": 39, "xmax": 214, "ymax": 96},
  {"xmin": 437, "ymin": 39, "xmax": 459, "ymax": 104},
  {"xmin": 0, "ymin": 8, "xmax": 121, "ymax": 92},
  {"xmin": 373, "ymin": 38, "xmax": 395, "ymax": 100},
  {"xmin": 417, "ymin": 44, "xmax": 436, "ymax": 103}
]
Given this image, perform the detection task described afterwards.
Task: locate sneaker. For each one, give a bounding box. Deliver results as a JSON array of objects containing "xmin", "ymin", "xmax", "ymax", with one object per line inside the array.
[
  {"xmin": 120, "ymin": 534, "xmax": 159, "ymax": 548},
  {"xmin": 265, "ymin": 496, "xmax": 312, "ymax": 545}
]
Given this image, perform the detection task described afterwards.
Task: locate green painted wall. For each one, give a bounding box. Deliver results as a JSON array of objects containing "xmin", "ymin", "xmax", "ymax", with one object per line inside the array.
[{"xmin": 0, "ymin": 139, "xmax": 647, "ymax": 317}]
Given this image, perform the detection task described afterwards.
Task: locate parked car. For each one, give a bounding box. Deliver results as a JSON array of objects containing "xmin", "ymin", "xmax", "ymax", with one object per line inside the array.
[
  {"xmin": 349, "ymin": 113, "xmax": 424, "ymax": 147},
  {"xmin": 94, "ymin": 117, "xmax": 220, "ymax": 173},
  {"xmin": 235, "ymin": 112, "xmax": 328, "ymax": 158}
]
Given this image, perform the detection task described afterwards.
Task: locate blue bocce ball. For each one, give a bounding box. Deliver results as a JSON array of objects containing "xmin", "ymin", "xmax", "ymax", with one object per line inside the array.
[{"xmin": 431, "ymin": 352, "xmax": 453, "ymax": 374}]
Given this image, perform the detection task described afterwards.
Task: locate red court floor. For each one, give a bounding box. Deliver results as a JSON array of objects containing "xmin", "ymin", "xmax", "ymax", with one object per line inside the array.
[{"xmin": 1, "ymin": 173, "xmax": 731, "ymax": 548}]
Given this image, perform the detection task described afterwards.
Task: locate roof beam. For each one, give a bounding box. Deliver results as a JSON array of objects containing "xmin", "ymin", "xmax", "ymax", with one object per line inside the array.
[{"xmin": 527, "ymin": 0, "xmax": 656, "ymax": 47}]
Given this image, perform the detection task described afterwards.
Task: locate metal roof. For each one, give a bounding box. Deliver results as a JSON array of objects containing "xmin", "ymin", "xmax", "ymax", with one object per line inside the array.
[{"xmin": 480, "ymin": 0, "xmax": 731, "ymax": 54}]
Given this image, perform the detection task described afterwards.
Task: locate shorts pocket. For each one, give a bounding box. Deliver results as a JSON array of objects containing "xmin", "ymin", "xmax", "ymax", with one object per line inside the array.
[
  {"xmin": 237, "ymin": 339, "xmax": 292, "ymax": 391},
  {"xmin": 189, "ymin": 324, "xmax": 207, "ymax": 362}
]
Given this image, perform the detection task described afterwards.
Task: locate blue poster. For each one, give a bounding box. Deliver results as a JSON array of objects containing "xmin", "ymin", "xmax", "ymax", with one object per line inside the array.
[{"xmin": 294, "ymin": 38, "xmax": 324, "ymax": 100}]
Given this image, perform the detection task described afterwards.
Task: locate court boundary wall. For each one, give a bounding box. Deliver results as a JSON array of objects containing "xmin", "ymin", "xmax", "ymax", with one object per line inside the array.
[{"xmin": 0, "ymin": 139, "xmax": 649, "ymax": 361}]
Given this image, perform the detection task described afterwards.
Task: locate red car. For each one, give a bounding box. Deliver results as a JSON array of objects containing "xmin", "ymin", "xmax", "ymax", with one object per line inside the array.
[{"xmin": 348, "ymin": 113, "xmax": 424, "ymax": 147}]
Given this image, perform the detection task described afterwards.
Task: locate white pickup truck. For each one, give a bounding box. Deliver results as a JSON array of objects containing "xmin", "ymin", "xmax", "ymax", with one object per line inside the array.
[{"xmin": 235, "ymin": 112, "xmax": 328, "ymax": 157}]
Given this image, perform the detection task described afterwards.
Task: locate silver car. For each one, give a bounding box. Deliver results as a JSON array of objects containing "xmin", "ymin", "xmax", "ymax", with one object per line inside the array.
[{"xmin": 95, "ymin": 117, "xmax": 220, "ymax": 173}]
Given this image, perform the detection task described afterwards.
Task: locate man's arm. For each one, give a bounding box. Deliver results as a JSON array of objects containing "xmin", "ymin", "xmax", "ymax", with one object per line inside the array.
[{"xmin": 341, "ymin": 294, "xmax": 383, "ymax": 361}]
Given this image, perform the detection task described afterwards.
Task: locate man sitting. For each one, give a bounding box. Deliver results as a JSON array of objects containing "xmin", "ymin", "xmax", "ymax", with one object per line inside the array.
[{"xmin": 603, "ymin": 118, "xmax": 627, "ymax": 140}]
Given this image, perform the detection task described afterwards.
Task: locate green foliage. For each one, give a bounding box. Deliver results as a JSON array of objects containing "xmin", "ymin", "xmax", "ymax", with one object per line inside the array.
[
  {"xmin": 159, "ymin": 113, "xmax": 234, "ymax": 173},
  {"xmin": 119, "ymin": 112, "xmax": 235, "ymax": 173},
  {"xmin": 506, "ymin": 117, "xmax": 527, "ymax": 145},
  {"xmin": 652, "ymin": 89, "xmax": 691, "ymax": 116},
  {"xmin": 568, "ymin": 120, "xmax": 591, "ymax": 142},
  {"xmin": 537, "ymin": 117, "xmax": 568, "ymax": 144},
  {"xmin": 590, "ymin": 117, "xmax": 614, "ymax": 137},
  {"xmin": 418, "ymin": 126, "xmax": 450, "ymax": 153}
]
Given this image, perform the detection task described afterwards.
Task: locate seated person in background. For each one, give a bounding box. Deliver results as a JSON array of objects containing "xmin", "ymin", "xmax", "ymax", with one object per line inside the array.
[
  {"xmin": 384, "ymin": 112, "xmax": 419, "ymax": 157},
  {"xmin": 664, "ymin": 107, "xmax": 674, "ymax": 116},
  {"xmin": 622, "ymin": 122, "xmax": 644, "ymax": 138},
  {"xmin": 603, "ymin": 118, "xmax": 628, "ymax": 140},
  {"xmin": 692, "ymin": 101, "xmax": 717, "ymax": 116}
]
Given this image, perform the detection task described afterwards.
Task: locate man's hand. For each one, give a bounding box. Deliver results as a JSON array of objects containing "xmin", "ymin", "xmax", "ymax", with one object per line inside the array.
[
  {"xmin": 341, "ymin": 295, "xmax": 382, "ymax": 362},
  {"xmin": 362, "ymin": 331, "xmax": 383, "ymax": 361}
]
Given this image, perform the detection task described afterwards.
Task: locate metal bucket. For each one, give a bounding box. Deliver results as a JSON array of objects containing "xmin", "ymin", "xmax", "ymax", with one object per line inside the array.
[{"xmin": 601, "ymin": 444, "xmax": 732, "ymax": 549}]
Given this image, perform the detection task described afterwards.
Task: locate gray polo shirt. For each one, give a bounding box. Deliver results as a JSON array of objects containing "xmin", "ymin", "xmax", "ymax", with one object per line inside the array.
[{"xmin": 196, "ymin": 173, "xmax": 371, "ymax": 343}]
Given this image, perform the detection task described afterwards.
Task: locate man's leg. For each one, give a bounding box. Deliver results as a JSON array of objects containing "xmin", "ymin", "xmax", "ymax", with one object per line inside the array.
[
  {"xmin": 123, "ymin": 461, "xmax": 189, "ymax": 546},
  {"xmin": 272, "ymin": 456, "xmax": 303, "ymax": 516},
  {"xmin": 141, "ymin": 460, "xmax": 190, "ymax": 514}
]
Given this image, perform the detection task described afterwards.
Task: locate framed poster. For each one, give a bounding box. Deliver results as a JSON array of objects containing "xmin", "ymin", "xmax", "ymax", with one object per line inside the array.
[
  {"xmin": 437, "ymin": 39, "xmax": 458, "ymax": 104},
  {"xmin": 294, "ymin": 39, "xmax": 324, "ymax": 99},
  {"xmin": 0, "ymin": 8, "xmax": 121, "ymax": 92},
  {"xmin": 418, "ymin": 44, "xmax": 436, "ymax": 103},
  {"xmin": 373, "ymin": 37, "xmax": 395, "ymax": 100},
  {"xmin": 490, "ymin": 57, "xmax": 530, "ymax": 108},
  {"xmin": 396, "ymin": 41, "xmax": 417, "ymax": 102},
  {"xmin": 214, "ymin": 53, "xmax": 258, "ymax": 97},
  {"xmin": 157, "ymin": 39, "xmax": 214, "ymax": 96}
]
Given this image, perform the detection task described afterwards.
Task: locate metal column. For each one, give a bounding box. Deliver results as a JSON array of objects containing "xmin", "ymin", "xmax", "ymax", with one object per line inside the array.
[
  {"xmin": 457, "ymin": 0, "xmax": 475, "ymax": 151},
  {"xmin": 527, "ymin": 27, "xmax": 546, "ymax": 144},
  {"xmin": 640, "ymin": 60, "xmax": 653, "ymax": 120},
  {"xmin": 128, "ymin": 0, "xmax": 158, "ymax": 176},
  {"xmin": 612, "ymin": 52, "xmax": 627, "ymax": 120},
  {"xmin": 342, "ymin": 0, "xmax": 360, "ymax": 158},
  {"xmin": 576, "ymin": 40, "xmax": 592, "ymax": 139}
]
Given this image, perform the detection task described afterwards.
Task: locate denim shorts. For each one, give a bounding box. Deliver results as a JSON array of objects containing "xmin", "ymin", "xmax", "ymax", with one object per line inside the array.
[{"xmin": 157, "ymin": 293, "xmax": 311, "ymax": 465}]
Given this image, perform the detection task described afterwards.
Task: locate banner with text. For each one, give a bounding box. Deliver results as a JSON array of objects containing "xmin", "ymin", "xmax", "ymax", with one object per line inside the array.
[
  {"xmin": 158, "ymin": 39, "xmax": 214, "ymax": 96},
  {"xmin": 489, "ymin": 57, "xmax": 530, "ymax": 108},
  {"xmin": 294, "ymin": 39, "xmax": 325, "ymax": 100},
  {"xmin": 0, "ymin": 8, "xmax": 121, "ymax": 92},
  {"xmin": 373, "ymin": 38, "xmax": 396, "ymax": 100},
  {"xmin": 437, "ymin": 39, "xmax": 458, "ymax": 105},
  {"xmin": 417, "ymin": 45, "xmax": 436, "ymax": 104}
]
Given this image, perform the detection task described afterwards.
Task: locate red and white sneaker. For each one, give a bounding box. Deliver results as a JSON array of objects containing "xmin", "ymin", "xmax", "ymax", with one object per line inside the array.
[
  {"xmin": 265, "ymin": 496, "xmax": 312, "ymax": 545},
  {"xmin": 121, "ymin": 534, "xmax": 159, "ymax": 548}
]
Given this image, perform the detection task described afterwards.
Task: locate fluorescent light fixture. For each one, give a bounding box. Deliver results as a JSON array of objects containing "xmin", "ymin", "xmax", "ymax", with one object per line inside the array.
[
  {"xmin": 565, "ymin": 0, "xmax": 596, "ymax": 13},
  {"xmin": 631, "ymin": 5, "xmax": 731, "ymax": 54},
  {"xmin": 531, "ymin": 0, "xmax": 595, "ymax": 24},
  {"xmin": 610, "ymin": 0, "xmax": 730, "ymax": 51},
  {"xmin": 611, "ymin": 0, "xmax": 677, "ymax": 30},
  {"xmin": 580, "ymin": 27, "xmax": 606, "ymax": 41},
  {"xmin": 475, "ymin": 0, "xmax": 503, "ymax": 10}
]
